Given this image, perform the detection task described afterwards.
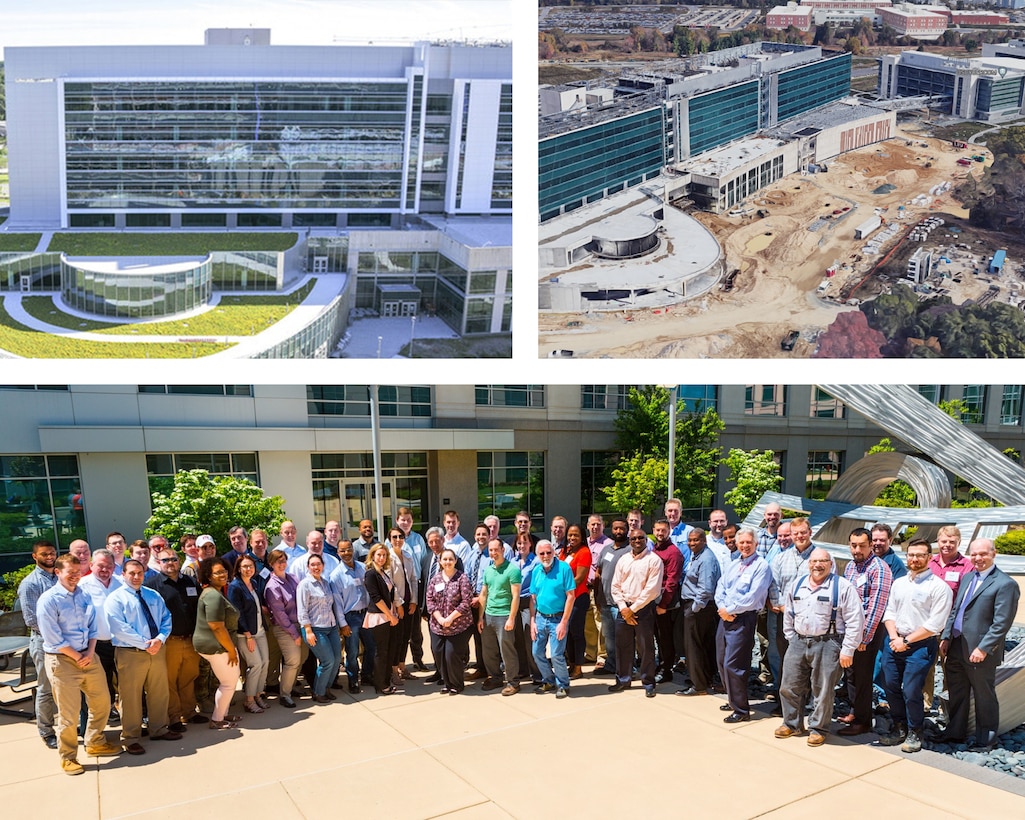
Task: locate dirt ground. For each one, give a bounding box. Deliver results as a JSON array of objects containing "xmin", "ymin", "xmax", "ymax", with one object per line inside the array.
[{"xmin": 538, "ymin": 123, "xmax": 991, "ymax": 358}]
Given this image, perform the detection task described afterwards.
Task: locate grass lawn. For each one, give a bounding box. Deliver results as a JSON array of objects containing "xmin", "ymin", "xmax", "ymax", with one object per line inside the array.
[
  {"xmin": 0, "ymin": 233, "xmax": 42, "ymax": 251},
  {"xmin": 20, "ymin": 280, "xmax": 316, "ymax": 337},
  {"xmin": 46, "ymin": 232, "xmax": 299, "ymax": 255},
  {"xmin": 930, "ymin": 122, "xmax": 995, "ymax": 142},
  {"xmin": 396, "ymin": 334, "xmax": 511, "ymax": 358},
  {"xmin": 0, "ymin": 299, "xmax": 233, "ymax": 358}
]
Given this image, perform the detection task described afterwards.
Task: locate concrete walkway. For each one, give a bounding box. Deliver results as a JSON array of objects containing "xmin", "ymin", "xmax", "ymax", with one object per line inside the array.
[{"xmin": 2, "ymin": 665, "xmax": 1023, "ymax": 818}]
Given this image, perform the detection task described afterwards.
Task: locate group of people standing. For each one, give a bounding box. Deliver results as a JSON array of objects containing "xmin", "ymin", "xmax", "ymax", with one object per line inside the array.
[{"xmin": 16, "ymin": 505, "xmax": 1021, "ymax": 776}]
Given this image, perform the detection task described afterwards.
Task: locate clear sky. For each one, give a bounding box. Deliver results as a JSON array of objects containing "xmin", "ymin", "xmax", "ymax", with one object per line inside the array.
[{"xmin": 0, "ymin": 0, "xmax": 511, "ymax": 57}]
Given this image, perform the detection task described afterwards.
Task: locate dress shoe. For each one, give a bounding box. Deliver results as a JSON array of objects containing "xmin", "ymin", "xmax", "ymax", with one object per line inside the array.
[
  {"xmin": 324, "ymin": 690, "xmax": 337, "ymax": 700},
  {"xmin": 676, "ymin": 687, "xmax": 705, "ymax": 696},
  {"xmin": 43, "ymin": 736, "xmax": 58, "ymax": 750},
  {"xmin": 188, "ymin": 714, "xmax": 210, "ymax": 725},
  {"xmin": 837, "ymin": 723, "xmax": 872, "ymax": 736},
  {"xmin": 61, "ymin": 759, "xmax": 84, "ymax": 776},
  {"xmin": 593, "ymin": 665, "xmax": 615, "ymax": 676},
  {"xmin": 312, "ymin": 694, "xmax": 331, "ymax": 703},
  {"xmin": 124, "ymin": 742, "xmax": 146, "ymax": 755},
  {"xmin": 608, "ymin": 681, "xmax": 631, "ymax": 693},
  {"xmin": 425, "ymin": 672, "xmax": 442, "ymax": 683},
  {"xmin": 279, "ymin": 696, "xmax": 297, "ymax": 708},
  {"xmin": 413, "ymin": 661, "xmax": 429, "ymax": 672},
  {"xmin": 720, "ymin": 703, "xmax": 735, "ymax": 711},
  {"xmin": 645, "ymin": 686, "xmax": 656, "ymax": 698},
  {"xmin": 723, "ymin": 712, "xmax": 750, "ymax": 724},
  {"xmin": 152, "ymin": 730, "xmax": 182, "ymax": 741},
  {"xmin": 481, "ymin": 678, "xmax": 504, "ymax": 691},
  {"xmin": 85, "ymin": 741, "xmax": 122, "ymax": 757},
  {"xmin": 348, "ymin": 682, "xmax": 362, "ymax": 694},
  {"xmin": 168, "ymin": 722, "xmax": 188, "ymax": 733},
  {"xmin": 774, "ymin": 725, "xmax": 803, "ymax": 739},
  {"xmin": 264, "ymin": 683, "xmax": 281, "ymax": 694},
  {"xmin": 807, "ymin": 730, "xmax": 826, "ymax": 747}
]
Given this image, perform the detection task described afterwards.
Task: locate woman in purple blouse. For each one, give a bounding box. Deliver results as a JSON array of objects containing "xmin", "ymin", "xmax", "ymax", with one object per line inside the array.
[
  {"xmin": 263, "ymin": 549, "xmax": 308, "ymax": 708},
  {"xmin": 425, "ymin": 548, "xmax": 474, "ymax": 694}
]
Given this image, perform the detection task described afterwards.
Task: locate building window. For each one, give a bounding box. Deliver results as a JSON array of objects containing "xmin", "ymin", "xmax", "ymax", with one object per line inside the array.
[
  {"xmin": 138, "ymin": 385, "xmax": 252, "ymax": 396},
  {"xmin": 1000, "ymin": 385, "xmax": 1023, "ymax": 426},
  {"xmin": 0, "ymin": 385, "xmax": 69, "ymax": 391},
  {"xmin": 745, "ymin": 385, "xmax": 787, "ymax": 416},
  {"xmin": 475, "ymin": 386, "xmax": 545, "ymax": 408},
  {"xmin": 809, "ymin": 388, "xmax": 844, "ymax": 419},
  {"xmin": 145, "ymin": 453, "xmax": 258, "ymax": 501},
  {"xmin": 581, "ymin": 451, "xmax": 620, "ymax": 516},
  {"xmin": 806, "ymin": 450, "xmax": 843, "ymax": 500},
  {"xmin": 306, "ymin": 386, "xmax": 432, "ymax": 418},
  {"xmin": 961, "ymin": 385, "xmax": 986, "ymax": 424},
  {"xmin": 917, "ymin": 385, "xmax": 940, "ymax": 404},
  {"xmin": 581, "ymin": 385, "xmax": 631, "ymax": 411},
  {"xmin": 678, "ymin": 385, "xmax": 717, "ymax": 413},
  {"xmin": 0, "ymin": 454, "xmax": 85, "ymax": 565},
  {"xmin": 477, "ymin": 451, "xmax": 545, "ymax": 532},
  {"xmin": 311, "ymin": 452, "xmax": 429, "ymax": 538}
]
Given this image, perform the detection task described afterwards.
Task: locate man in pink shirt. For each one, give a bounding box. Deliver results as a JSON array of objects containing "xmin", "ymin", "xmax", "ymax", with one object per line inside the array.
[{"xmin": 609, "ymin": 529, "xmax": 664, "ymax": 697}]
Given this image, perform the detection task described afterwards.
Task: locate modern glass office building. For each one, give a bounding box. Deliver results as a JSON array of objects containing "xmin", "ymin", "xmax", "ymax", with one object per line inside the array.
[
  {"xmin": 60, "ymin": 256, "xmax": 214, "ymax": 318},
  {"xmin": 539, "ymin": 43, "xmax": 852, "ymax": 220},
  {"xmin": 5, "ymin": 35, "xmax": 512, "ymax": 229},
  {"xmin": 539, "ymin": 104, "xmax": 666, "ymax": 223}
]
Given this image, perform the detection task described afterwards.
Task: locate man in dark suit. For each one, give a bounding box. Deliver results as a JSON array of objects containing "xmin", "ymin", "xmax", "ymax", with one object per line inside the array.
[{"xmin": 939, "ymin": 538, "xmax": 1021, "ymax": 751}]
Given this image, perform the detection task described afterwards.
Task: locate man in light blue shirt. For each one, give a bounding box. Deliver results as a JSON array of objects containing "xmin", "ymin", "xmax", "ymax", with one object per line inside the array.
[
  {"xmin": 330, "ymin": 541, "xmax": 374, "ymax": 694},
  {"xmin": 18, "ymin": 539, "xmax": 58, "ymax": 748},
  {"xmin": 37, "ymin": 554, "xmax": 122, "ymax": 774},
  {"xmin": 105, "ymin": 559, "xmax": 177, "ymax": 753},
  {"xmin": 528, "ymin": 540, "xmax": 577, "ymax": 698},
  {"xmin": 715, "ymin": 529, "xmax": 772, "ymax": 722}
]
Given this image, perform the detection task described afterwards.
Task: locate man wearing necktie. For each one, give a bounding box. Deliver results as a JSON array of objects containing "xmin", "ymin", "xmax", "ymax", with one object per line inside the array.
[
  {"xmin": 105, "ymin": 559, "xmax": 178, "ymax": 754},
  {"xmin": 939, "ymin": 538, "xmax": 1020, "ymax": 751}
]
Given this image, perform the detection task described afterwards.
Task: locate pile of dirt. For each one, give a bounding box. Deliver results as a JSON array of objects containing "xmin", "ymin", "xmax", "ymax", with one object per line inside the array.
[{"xmin": 888, "ymin": 169, "xmax": 918, "ymax": 187}]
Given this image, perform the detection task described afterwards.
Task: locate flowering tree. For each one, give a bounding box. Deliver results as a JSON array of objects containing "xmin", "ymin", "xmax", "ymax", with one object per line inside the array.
[
  {"xmin": 722, "ymin": 449, "xmax": 783, "ymax": 521},
  {"xmin": 145, "ymin": 469, "xmax": 287, "ymax": 553}
]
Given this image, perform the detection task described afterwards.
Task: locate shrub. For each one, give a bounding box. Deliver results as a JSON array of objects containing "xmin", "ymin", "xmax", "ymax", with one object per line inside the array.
[
  {"xmin": 0, "ymin": 564, "xmax": 33, "ymax": 611},
  {"xmin": 995, "ymin": 530, "xmax": 1025, "ymax": 556}
]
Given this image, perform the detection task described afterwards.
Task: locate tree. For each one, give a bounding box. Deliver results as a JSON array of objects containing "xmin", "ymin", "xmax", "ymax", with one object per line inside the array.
[
  {"xmin": 813, "ymin": 311, "xmax": 885, "ymax": 358},
  {"xmin": 604, "ymin": 386, "xmax": 724, "ymax": 517},
  {"xmin": 722, "ymin": 449, "xmax": 782, "ymax": 521},
  {"xmin": 844, "ymin": 36, "xmax": 863, "ymax": 55},
  {"xmin": 145, "ymin": 469, "xmax": 287, "ymax": 553},
  {"xmin": 867, "ymin": 439, "xmax": 917, "ymax": 507}
]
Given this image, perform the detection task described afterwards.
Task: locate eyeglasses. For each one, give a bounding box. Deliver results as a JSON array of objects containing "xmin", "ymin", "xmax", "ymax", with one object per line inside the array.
[{"xmin": 390, "ymin": 534, "xmax": 405, "ymax": 540}]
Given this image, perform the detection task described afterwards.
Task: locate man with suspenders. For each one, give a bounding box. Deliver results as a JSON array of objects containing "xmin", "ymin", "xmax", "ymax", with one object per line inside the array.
[{"xmin": 777, "ymin": 548, "xmax": 864, "ymax": 747}]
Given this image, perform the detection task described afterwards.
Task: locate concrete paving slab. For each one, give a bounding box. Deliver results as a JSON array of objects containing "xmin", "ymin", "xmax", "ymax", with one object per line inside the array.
[
  {"xmin": 862, "ymin": 758, "xmax": 1025, "ymax": 816},
  {"xmin": 120, "ymin": 783, "xmax": 301, "ymax": 820},
  {"xmin": 283, "ymin": 749, "xmax": 489, "ymax": 820},
  {"xmin": 369, "ymin": 690, "xmax": 533, "ymax": 748},
  {"xmin": 757, "ymin": 778, "xmax": 963, "ymax": 820},
  {"xmin": 429, "ymin": 697, "xmax": 849, "ymax": 819},
  {"xmin": 438, "ymin": 803, "xmax": 516, "ymax": 820}
]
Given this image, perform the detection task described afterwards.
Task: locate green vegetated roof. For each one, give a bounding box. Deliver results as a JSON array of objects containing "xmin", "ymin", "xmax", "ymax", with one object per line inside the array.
[{"xmin": 46, "ymin": 232, "xmax": 299, "ymax": 255}]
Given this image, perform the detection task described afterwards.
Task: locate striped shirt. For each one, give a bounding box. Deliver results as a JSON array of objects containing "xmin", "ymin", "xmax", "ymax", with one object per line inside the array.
[{"xmin": 843, "ymin": 554, "xmax": 892, "ymax": 644}]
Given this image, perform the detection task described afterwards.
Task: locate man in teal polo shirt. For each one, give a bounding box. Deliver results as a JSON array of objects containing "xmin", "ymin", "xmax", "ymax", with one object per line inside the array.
[
  {"xmin": 479, "ymin": 538, "xmax": 523, "ymax": 695},
  {"xmin": 529, "ymin": 540, "xmax": 576, "ymax": 699}
]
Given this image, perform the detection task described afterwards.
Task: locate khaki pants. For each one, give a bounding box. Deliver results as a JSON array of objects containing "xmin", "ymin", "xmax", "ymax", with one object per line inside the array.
[
  {"xmin": 115, "ymin": 645, "xmax": 170, "ymax": 742},
  {"xmin": 46, "ymin": 653, "xmax": 110, "ymax": 762},
  {"xmin": 164, "ymin": 636, "xmax": 200, "ymax": 723}
]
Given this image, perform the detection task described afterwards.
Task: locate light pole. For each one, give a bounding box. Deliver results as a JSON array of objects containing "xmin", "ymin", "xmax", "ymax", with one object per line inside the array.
[{"xmin": 666, "ymin": 385, "xmax": 678, "ymax": 503}]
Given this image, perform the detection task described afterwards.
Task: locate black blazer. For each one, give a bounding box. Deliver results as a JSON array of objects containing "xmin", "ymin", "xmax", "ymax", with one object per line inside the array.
[
  {"xmin": 366, "ymin": 568, "xmax": 395, "ymax": 611},
  {"xmin": 227, "ymin": 578, "xmax": 265, "ymax": 636}
]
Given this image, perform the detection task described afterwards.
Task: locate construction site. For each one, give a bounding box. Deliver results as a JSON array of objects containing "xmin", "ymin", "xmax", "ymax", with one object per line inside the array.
[{"xmin": 539, "ymin": 121, "xmax": 1022, "ymax": 359}]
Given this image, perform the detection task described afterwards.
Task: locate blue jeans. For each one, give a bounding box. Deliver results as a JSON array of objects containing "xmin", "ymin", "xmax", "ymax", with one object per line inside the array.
[
  {"xmin": 881, "ymin": 637, "xmax": 937, "ymax": 731},
  {"xmin": 343, "ymin": 610, "xmax": 372, "ymax": 685},
  {"xmin": 602, "ymin": 605, "xmax": 619, "ymax": 672},
  {"xmin": 305, "ymin": 627, "xmax": 341, "ymax": 696},
  {"xmin": 532, "ymin": 612, "xmax": 569, "ymax": 689}
]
